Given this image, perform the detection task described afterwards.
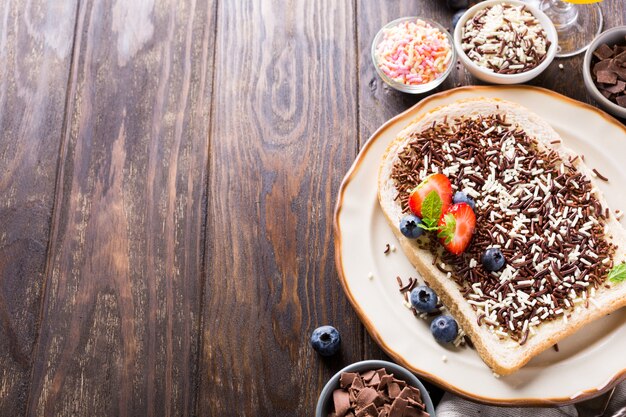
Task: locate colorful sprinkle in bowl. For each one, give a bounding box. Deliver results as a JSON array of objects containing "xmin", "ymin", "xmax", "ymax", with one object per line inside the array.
[{"xmin": 372, "ymin": 17, "xmax": 456, "ymax": 94}]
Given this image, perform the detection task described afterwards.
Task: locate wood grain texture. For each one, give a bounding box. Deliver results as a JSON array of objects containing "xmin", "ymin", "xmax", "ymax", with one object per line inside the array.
[
  {"xmin": 24, "ymin": 0, "xmax": 216, "ymax": 415},
  {"xmin": 197, "ymin": 0, "xmax": 364, "ymax": 415},
  {"xmin": 0, "ymin": 0, "xmax": 622, "ymax": 415},
  {"xmin": 0, "ymin": 1, "xmax": 78, "ymax": 414}
]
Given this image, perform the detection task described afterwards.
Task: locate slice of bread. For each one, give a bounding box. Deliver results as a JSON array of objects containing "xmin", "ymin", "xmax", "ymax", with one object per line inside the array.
[{"xmin": 378, "ymin": 98, "xmax": 626, "ymax": 375}]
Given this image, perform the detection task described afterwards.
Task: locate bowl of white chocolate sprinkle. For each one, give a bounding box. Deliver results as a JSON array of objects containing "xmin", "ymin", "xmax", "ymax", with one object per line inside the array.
[{"xmin": 453, "ymin": 0, "xmax": 558, "ymax": 84}]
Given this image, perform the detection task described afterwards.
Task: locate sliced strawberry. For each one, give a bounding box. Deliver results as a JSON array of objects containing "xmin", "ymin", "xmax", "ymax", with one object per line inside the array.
[
  {"xmin": 438, "ymin": 203, "xmax": 476, "ymax": 255},
  {"xmin": 408, "ymin": 173, "xmax": 453, "ymax": 218}
]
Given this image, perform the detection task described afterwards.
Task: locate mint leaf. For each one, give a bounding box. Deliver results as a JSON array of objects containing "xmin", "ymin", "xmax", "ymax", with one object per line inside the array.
[
  {"xmin": 608, "ymin": 263, "xmax": 626, "ymax": 283},
  {"xmin": 422, "ymin": 190, "xmax": 442, "ymax": 224},
  {"xmin": 437, "ymin": 213, "xmax": 456, "ymax": 245}
]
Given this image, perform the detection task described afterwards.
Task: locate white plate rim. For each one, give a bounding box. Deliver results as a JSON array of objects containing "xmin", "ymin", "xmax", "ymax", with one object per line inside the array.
[{"xmin": 333, "ymin": 85, "xmax": 626, "ymax": 406}]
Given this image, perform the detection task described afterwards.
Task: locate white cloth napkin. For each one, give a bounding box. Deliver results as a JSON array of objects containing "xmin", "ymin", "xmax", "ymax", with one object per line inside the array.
[{"xmin": 436, "ymin": 381, "xmax": 626, "ymax": 417}]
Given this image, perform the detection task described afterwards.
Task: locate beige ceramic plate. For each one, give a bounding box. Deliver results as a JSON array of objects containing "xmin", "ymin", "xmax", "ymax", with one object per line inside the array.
[{"xmin": 334, "ymin": 86, "xmax": 626, "ymax": 406}]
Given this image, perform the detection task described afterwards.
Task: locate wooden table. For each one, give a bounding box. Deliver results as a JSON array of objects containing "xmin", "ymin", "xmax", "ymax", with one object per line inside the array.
[{"xmin": 0, "ymin": 0, "xmax": 624, "ymax": 415}]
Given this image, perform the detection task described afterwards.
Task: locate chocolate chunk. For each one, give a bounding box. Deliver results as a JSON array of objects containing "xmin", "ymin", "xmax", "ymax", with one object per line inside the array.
[
  {"xmin": 378, "ymin": 375, "xmax": 393, "ymax": 390},
  {"xmin": 616, "ymin": 95, "xmax": 626, "ymax": 107},
  {"xmin": 355, "ymin": 404, "xmax": 378, "ymax": 417},
  {"xmin": 609, "ymin": 60, "xmax": 626, "ymax": 81},
  {"xmin": 361, "ymin": 370, "xmax": 377, "ymax": 382},
  {"xmin": 615, "ymin": 50, "xmax": 626, "ymax": 64},
  {"xmin": 340, "ymin": 373, "xmax": 359, "ymax": 389},
  {"xmin": 388, "ymin": 398, "xmax": 409, "ymax": 417},
  {"xmin": 597, "ymin": 70, "xmax": 618, "ymax": 84},
  {"xmin": 398, "ymin": 386, "xmax": 420, "ymax": 402},
  {"xmin": 366, "ymin": 373, "xmax": 381, "ymax": 388},
  {"xmin": 593, "ymin": 59, "xmax": 611, "ymax": 75},
  {"xmin": 349, "ymin": 387, "xmax": 360, "ymax": 403},
  {"xmin": 352, "ymin": 376, "xmax": 365, "ymax": 390},
  {"xmin": 333, "ymin": 389, "xmax": 351, "ymax": 417},
  {"xmin": 407, "ymin": 397, "xmax": 426, "ymax": 410},
  {"xmin": 391, "ymin": 377, "xmax": 407, "ymax": 389},
  {"xmin": 387, "ymin": 382, "xmax": 402, "ymax": 399},
  {"xmin": 604, "ymin": 80, "xmax": 625, "ymax": 94},
  {"xmin": 355, "ymin": 387, "xmax": 380, "ymax": 409},
  {"xmin": 594, "ymin": 44, "xmax": 614, "ymax": 60}
]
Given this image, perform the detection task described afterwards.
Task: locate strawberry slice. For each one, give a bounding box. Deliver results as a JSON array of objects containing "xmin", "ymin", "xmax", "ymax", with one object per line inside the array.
[
  {"xmin": 438, "ymin": 203, "xmax": 476, "ymax": 255},
  {"xmin": 408, "ymin": 174, "xmax": 452, "ymax": 218}
]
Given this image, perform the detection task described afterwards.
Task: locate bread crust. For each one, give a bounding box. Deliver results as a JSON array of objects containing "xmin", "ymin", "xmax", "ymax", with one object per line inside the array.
[{"xmin": 378, "ymin": 98, "xmax": 626, "ymax": 375}]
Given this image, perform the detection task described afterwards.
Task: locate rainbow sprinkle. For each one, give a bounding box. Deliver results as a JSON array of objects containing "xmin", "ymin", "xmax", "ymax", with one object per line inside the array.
[{"xmin": 375, "ymin": 19, "xmax": 452, "ymax": 86}]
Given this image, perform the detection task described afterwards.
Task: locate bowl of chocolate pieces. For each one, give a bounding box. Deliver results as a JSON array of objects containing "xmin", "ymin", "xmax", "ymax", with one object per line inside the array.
[
  {"xmin": 454, "ymin": 0, "xmax": 557, "ymax": 84},
  {"xmin": 584, "ymin": 26, "xmax": 626, "ymax": 119},
  {"xmin": 315, "ymin": 360, "xmax": 435, "ymax": 417}
]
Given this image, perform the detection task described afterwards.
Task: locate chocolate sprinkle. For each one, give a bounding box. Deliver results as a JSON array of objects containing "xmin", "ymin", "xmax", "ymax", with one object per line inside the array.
[
  {"xmin": 390, "ymin": 115, "xmax": 616, "ymax": 342},
  {"xmin": 592, "ymin": 168, "xmax": 609, "ymax": 182}
]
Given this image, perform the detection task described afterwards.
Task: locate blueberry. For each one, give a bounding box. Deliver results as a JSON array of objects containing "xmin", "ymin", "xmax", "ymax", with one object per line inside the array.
[
  {"xmin": 451, "ymin": 9, "xmax": 467, "ymax": 30},
  {"xmin": 310, "ymin": 325, "xmax": 341, "ymax": 356},
  {"xmin": 452, "ymin": 191, "xmax": 475, "ymax": 210},
  {"xmin": 447, "ymin": 0, "xmax": 469, "ymax": 10},
  {"xmin": 410, "ymin": 285, "xmax": 438, "ymax": 313},
  {"xmin": 430, "ymin": 315, "xmax": 458, "ymax": 344},
  {"xmin": 400, "ymin": 214, "xmax": 424, "ymax": 239},
  {"xmin": 481, "ymin": 248, "xmax": 506, "ymax": 272}
]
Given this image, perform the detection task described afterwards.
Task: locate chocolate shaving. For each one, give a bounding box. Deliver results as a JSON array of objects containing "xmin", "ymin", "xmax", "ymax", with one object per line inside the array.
[
  {"xmin": 327, "ymin": 370, "xmax": 429, "ymax": 417},
  {"xmin": 590, "ymin": 40, "xmax": 626, "ymax": 107}
]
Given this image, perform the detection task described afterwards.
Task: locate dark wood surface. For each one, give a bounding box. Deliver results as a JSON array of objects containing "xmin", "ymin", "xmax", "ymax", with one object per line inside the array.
[{"xmin": 0, "ymin": 0, "xmax": 623, "ymax": 415}]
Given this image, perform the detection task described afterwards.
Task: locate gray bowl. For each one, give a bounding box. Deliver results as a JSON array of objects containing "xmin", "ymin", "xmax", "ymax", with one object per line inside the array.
[
  {"xmin": 583, "ymin": 26, "xmax": 626, "ymax": 119},
  {"xmin": 315, "ymin": 360, "xmax": 436, "ymax": 417}
]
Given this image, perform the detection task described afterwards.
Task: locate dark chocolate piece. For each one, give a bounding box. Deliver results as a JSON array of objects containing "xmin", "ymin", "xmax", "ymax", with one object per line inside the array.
[
  {"xmin": 388, "ymin": 398, "xmax": 408, "ymax": 417},
  {"xmin": 609, "ymin": 60, "xmax": 626, "ymax": 80},
  {"xmin": 615, "ymin": 50, "xmax": 626, "ymax": 64},
  {"xmin": 355, "ymin": 404, "xmax": 378, "ymax": 417},
  {"xmin": 597, "ymin": 70, "xmax": 618, "ymax": 84},
  {"xmin": 387, "ymin": 382, "xmax": 401, "ymax": 399},
  {"xmin": 593, "ymin": 59, "xmax": 611, "ymax": 75},
  {"xmin": 593, "ymin": 43, "xmax": 614, "ymax": 60},
  {"xmin": 355, "ymin": 387, "xmax": 379, "ymax": 409},
  {"xmin": 340, "ymin": 372, "xmax": 359, "ymax": 388},
  {"xmin": 604, "ymin": 80, "xmax": 625, "ymax": 94},
  {"xmin": 333, "ymin": 389, "xmax": 351, "ymax": 417}
]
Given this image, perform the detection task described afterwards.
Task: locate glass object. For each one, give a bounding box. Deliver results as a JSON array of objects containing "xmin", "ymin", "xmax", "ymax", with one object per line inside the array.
[{"xmin": 523, "ymin": 0, "xmax": 603, "ymax": 57}]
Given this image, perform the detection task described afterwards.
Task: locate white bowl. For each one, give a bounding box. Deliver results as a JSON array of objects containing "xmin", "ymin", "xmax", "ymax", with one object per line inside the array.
[{"xmin": 453, "ymin": 0, "xmax": 558, "ymax": 84}]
